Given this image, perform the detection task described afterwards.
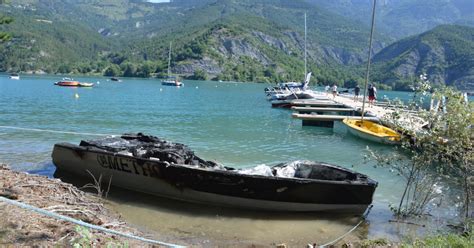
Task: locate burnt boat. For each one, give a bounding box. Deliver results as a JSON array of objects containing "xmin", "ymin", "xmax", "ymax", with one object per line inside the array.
[{"xmin": 52, "ymin": 133, "xmax": 377, "ymax": 213}]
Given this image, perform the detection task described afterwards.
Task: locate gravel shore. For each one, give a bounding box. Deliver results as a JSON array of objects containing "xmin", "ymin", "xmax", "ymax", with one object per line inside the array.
[{"xmin": 0, "ymin": 164, "xmax": 158, "ymax": 247}]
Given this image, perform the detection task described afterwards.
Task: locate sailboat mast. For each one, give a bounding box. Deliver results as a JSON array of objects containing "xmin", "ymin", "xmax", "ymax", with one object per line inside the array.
[
  {"xmin": 361, "ymin": 0, "xmax": 377, "ymax": 121},
  {"xmin": 167, "ymin": 42, "xmax": 172, "ymax": 78},
  {"xmin": 304, "ymin": 12, "xmax": 307, "ymax": 79}
]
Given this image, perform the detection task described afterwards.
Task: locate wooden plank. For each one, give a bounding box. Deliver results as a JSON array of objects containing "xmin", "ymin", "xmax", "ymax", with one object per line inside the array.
[
  {"xmin": 292, "ymin": 113, "xmax": 379, "ymax": 122},
  {"xmin": 291, "ymin": 106, "xmax": 355, "ymax": 112},
  {"xmin": 289, "ymin": 91, "xmax": 423, "ymax": 132},
  {"xmin": 291, "ymin": 100, "xmax": 345, "ymax": 107}
]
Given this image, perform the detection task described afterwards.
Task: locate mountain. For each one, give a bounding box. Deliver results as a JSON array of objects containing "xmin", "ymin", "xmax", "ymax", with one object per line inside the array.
[
  {"xmin": 0, "ymin": 0, "xmax": 382, "ymax": 83},
  {"xmin": 371, "ymin": 25, "xmax": 474, "ymax": 90},
  {"xmin": 1, "ymin": 0, "xmax": 473, "ymax": 91},
  {"xmin": 306, "ymin": 0, "xmax": 474, "ymax": 39},
  {"xmin": 0, "ymin": 0, "xmax": 118, "ymax": 73}
]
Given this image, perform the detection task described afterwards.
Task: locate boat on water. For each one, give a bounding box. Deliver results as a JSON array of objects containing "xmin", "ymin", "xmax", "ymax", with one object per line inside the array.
[
  {"xmin": 267, "ymin": 14, "xmax": 319, "ymax": 108},
  {"xmin": 265, "ymin": 81, "xmax": 306, "ymax": 96},
  {"xmin": 78, "ymin": 82, "xmax": 94, "ymax": 87},
  {"xmin": 9, "ymin": 73, "xmax": 20, "ymax": 80},
  {"xmin": 343, "ymin": 119, "xmax": 401, "ymax": 145},
  {"xmin": 341, "ymin": 2, "xmax": 401, "ymax": 145},
  {"xmin": 161, "ymin": 76, "xmax": 183, "ymax": 87},
  {"xmin": 54, "ymin": 78, "xmax": 94, "ymax": 87},
  {"xmin": 52, "ymin": 133, "xmax": 377, "ymax": 213},
  {"xmin": 266, "ymin": 72, "xmax": 313, "ymax": 100},
  {"xmin": 269, "ymin": 73, "xmax": 326, "ymax": 108},
  {"xmin": 110, "ymin": 77, "xmax": 122, "ymax": 82},
  {"xmin": 161, "ymin": 42, "xmax": 183, "ymax": 87}
]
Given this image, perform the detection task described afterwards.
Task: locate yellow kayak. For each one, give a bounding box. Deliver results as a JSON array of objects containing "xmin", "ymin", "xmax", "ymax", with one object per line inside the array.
[{"xmin": 342, "ymin": 118, "xmax": 401, "ymax": 145}]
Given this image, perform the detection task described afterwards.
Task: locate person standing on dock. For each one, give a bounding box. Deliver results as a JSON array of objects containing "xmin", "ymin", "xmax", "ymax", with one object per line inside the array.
[
  {"xmin": 331, "ymin": 84, "xmax": 338, "ymax": 99},
  {"xmin": 354, "ymin": 84, "xmax": 360, "ymax": 102},
  {"xmin": 368, "ymin": 84, "xmax": 377, "ymax": 107},
  {"xmin": 325, "ymin": 85, "xmax": 330, "ymax": 95}
]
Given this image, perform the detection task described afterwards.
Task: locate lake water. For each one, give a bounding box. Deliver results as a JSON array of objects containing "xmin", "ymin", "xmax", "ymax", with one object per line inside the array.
[{"xmin": 0, "ymin": 75, "xmax": 457, "ymax": 246}]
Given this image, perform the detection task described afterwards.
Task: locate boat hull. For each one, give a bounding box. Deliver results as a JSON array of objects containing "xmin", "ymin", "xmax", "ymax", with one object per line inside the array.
[
  {"xmin": 54, "ymin": 81, "xmax": 94, "ymax": 87},
  {"xmin": 343, "ymin": 119, "xmax": 400, "ymax": 145},
  {"xmin": 52, "ymin": 143, "xmax": 376, "ymax": 213},
  {"xmin": 55, "ymin": 81, "xmax": 80, "ymax": 87},
  {"xmin": 271, "ymin": 99, "xmax": 293, "ymax": 108},
  {"xmin": 78, "ymin": 83, "xmax": 94, "ymax": 87},
  {"xmin": 161, "ymin": 80, "xmax": 183, "ymax": 87}
]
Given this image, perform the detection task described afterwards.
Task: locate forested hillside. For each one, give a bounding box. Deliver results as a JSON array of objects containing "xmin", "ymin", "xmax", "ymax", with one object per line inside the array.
[
  {"xmin": 371, "ymin": 25, "xmax": 474, "ymax": 90},
  {"xmin": 0, "ymin": 0, "xmax": 473, "ymax": 90},
  {"xmin": 0, "ymin": 0, "xmax": 380, "ymax": 83}
]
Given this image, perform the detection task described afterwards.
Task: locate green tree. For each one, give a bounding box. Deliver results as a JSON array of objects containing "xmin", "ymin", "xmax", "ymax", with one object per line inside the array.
[
  {"xmin": 136, "ymin": 62, "xmax": 155, "ymax": 78},
  {"xmin": 104, "ymin": 64, "xmax": 121, "ymax": 77},
  {"xmin": 57, "ymin": 64, "xmax": 72, "ymax": 74},
  {"xmin": 0, "ymin": 0, "xmax": 13, "ymax": 42},
  {"xmin": 367, "ymin": 76, "xmax": 473, "ymax": 228},
  {"xmin": 121, "ymin": 63, "xmax": 137, "ymax": 77},
  {"xmin": 190, "ymin": 69, "xmax": 208, "ymax": 80}
]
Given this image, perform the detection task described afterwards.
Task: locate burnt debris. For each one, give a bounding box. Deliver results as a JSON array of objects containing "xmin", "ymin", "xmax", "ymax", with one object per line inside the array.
[
  {"xmin": 77, "ymin": 133, "xmax": 371, "ymax": 182},
  {"xmin": 79, "ymin": 133, "xmax": 219, "ymax": 168}
]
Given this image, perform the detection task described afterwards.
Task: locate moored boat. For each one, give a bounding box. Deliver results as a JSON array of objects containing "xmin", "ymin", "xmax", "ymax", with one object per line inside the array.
[
  {"xmin": 9, "ymin": 73, "xmax": 20, "ymax": 80},
  {"xmin": 78, "ymin": 82, "xmax": 94, "ymax": 87},
  {"xmin": 110, "ymin": 77, "xmax": 121, "ymax": 82},
  {"xmin": 52, "ymin": 133, "xmax": 377, "ymax": 213},
  {"xmin": 161, "ymin": 42, "xmax": 183, "ymax": 87},
  {"xmin": 343, "ymin": 118, "xmax": 401, "ymax": 145},
  {"xmin": 161, "ymin": 77, "xmax": 183, "ymax": 87},
  {"xmin": 55, "ymin": 80, "xmax": 80, "ymax": 87},
  {"xmin": 54, "ymin": 78, "xmax": 94, "ymax": 87},
  {"xmin": 266, "ymin": 14, "xmax": 314, "ymax": 106}
]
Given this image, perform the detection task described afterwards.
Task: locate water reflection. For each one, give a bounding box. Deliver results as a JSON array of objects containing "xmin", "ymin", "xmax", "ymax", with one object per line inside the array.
[
  {"xmin": 106, "ymin": 187, "xmax": 366, "ymax": 247},
  {"xmin": 56, "ymin": 171, "xmax": 367, "ymax": 247}
]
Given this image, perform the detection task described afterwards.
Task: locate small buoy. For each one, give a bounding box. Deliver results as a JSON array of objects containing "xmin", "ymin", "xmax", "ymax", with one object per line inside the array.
[
  {"xmin": 159, "ymin": 88, "xmax": 163, "ymax": 91},
  {"xmin": 74, "ymin": 93, "xmax": 79, "ymax": 98},
  {"xmin": 97, "ymin": 81, "xmax": 100, "ymax": 84},
  {"xmin": 195, "ymin": 86, "xmax": 199, "ymax": 89}
]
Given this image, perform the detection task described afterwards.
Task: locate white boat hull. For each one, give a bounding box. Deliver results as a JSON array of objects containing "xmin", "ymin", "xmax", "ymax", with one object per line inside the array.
[{"xmin": 161, "ymin": 80, "xmax": 183, "ymax": 87}]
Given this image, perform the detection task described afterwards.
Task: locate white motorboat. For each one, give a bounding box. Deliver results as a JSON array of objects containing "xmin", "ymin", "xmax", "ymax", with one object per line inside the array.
[{"xmin": 9, "ymin": 73, "xmax": 20, "ymax": 80}]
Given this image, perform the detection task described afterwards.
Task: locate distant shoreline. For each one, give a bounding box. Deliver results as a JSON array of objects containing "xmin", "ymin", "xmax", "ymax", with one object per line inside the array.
[{"xmin": 2, "ymin": 71, "xmax": 445, "ymax": 93}]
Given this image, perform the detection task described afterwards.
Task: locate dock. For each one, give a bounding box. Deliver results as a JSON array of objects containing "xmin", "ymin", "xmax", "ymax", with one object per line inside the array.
[
  {"xmin": 292, "ymin": 113, "xmax": 379, "ymax": 127},
  {"xmin": 291, "ymin": 106, "xmax": 355, "ymax": 113},
  {"xmin": 289, "ymin": 92, "xmax": 424, "ymax": 130},
  {"xmin": 291, "ymin": 100, "xmax": 345, "ymax": 108}
]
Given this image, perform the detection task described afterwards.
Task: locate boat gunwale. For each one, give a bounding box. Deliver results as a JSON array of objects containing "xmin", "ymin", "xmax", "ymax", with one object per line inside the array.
[
  {"xmin": 53, "ymin": 142, "xmax": 377, "ymax": 187},
  {"xmin": 343, "ymin": 118, "xmax": 399, "ymax": 139}
]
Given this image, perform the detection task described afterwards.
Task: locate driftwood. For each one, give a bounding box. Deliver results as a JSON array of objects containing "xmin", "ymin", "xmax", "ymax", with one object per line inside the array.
[{"xmin": 0, "ymin": 164, "xmax": 153, "ymax": 247}]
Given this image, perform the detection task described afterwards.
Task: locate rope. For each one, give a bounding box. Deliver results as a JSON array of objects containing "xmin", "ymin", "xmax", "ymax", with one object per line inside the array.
[
  {"xmin": 0, "ymin": 124, "xmax": 372, "ymax": 247},
  {"xmin": 318, "ymin": 205, "xmax": 373, "ymax": 248},
  {"xmin": 0, "ymin": 125, "xmax": 114, "ymax": 137},
  {"xmin": 0, "ymin": 196, "xmax": 186, "ymax": 248}
]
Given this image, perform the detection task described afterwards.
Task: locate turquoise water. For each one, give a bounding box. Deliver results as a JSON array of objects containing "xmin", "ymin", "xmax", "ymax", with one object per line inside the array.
[{"xmin": 0, "ymin": 75, "xmax": 455, "ymax": 245}]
